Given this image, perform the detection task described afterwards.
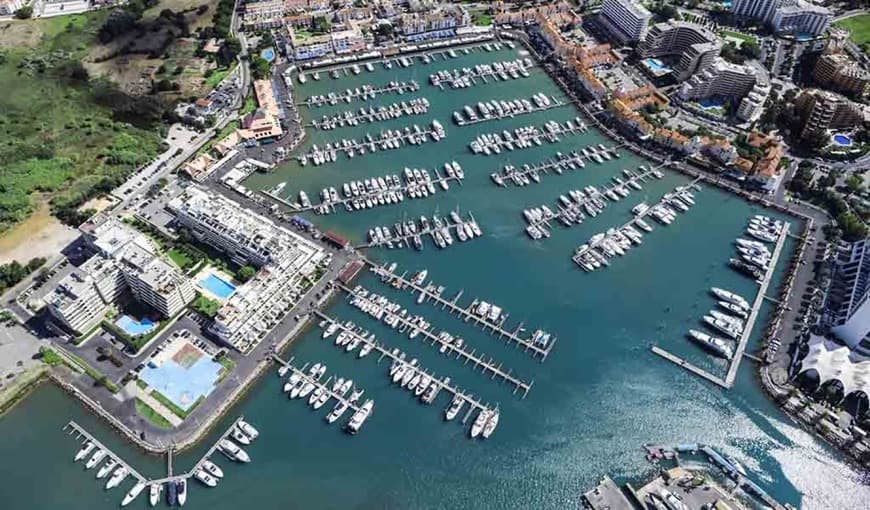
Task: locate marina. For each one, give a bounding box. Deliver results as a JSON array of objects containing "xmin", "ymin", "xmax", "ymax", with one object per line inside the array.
[
  {"xmin": 291, "ymin": 162, "xmax": 465, "ymax": 214},
  {"xmin": 335, "ymin": 283, "xmax": 534, "ymax": 396},
  {"xmin": 359, "ymin": 209, "xmax": 483, "ymax": 250},
  {"xmin": 522, "ymin": 165, "xmax": 662, "ymax": 239},
  {"xmin": 452, "ymin": 93, "xmax": 566, "ymax": 126},
  {"xmin": 489, "ymin": 146, "xmax": 641, "ymax": 188},
  {"xmin": 469, "ymin": 118, "xmax": 590, "ymax": 155},
  {"xmin": 310, "ymin": 97, "xmax": 431, "ymax": 130},
  {"xmin": 303, "ymin": 80, "xmax": 420, "ymax": 107},
  {"xmin": 367, "ymin": 261, "xmax": 556, "ymax": 360},
  {"xmin": 313, "ymin": 314, "xmax": 505, "ymax": 435},
  {"xmin": 297, "ymin": 120, "xmax": 446, "ymax": 165},
  {"xmin": 64, "ymin": 416, "xmax": 257, "ymax": 506},
  {"xmin": 272, "ymin": 355, "xmax": 375, "ymax": 435},
  {"xmin": 651, "ymin": 222, "xmax": 790, "ymax": 389},
  {"xmin": 572, "ymin": 180, "xmax": 702, "ymax": 272},
  {"xmin": 430, "ymin": 57, "xmax": 534, "ymax": 90}
]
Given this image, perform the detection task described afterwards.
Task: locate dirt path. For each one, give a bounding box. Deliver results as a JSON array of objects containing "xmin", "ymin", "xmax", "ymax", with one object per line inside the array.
[{"xmin": 0, "ymin": 203, "xmax": 78, "ymax": 265}]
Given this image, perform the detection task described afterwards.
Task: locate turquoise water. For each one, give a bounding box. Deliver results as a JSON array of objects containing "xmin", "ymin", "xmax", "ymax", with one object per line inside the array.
[
  {"xmin": 1, "ymin": 45, "xmax": 868, "ymax": 510},
  {"xmin": 832, "ymin": 134, "xmax": 852, "ymax": 147},
  {"xmin": 261, "ymin": 48, "xmax": 275, "ymax": 63},
  {"xmin": 643, "ymin": 58, "xmax": 670, "ymax": 73},
  {"xmin": 198, "ymin": 274, "xmax": 236, "ymax": 299},
  {"xmin": 115, "ymin": 315, "xmax": 156, "ymax": 336}
]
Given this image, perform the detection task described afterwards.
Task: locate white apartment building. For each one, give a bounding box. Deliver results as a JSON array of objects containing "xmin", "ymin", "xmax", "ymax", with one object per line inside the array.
[
  {"xmin": 599, "ymin": 0, "xmax": 652, "ymax": 43},
  {"xmin": 169, "ymin": 187, "xmax": 327, "ymax": 353},
  {"xmin": 737, "ymin": 82, "xmax": 771, "ymax": 122},
  {"xmin": 0, "ymin": 0, "xmax": 25, "ymax": 15},
  {"xmin": 46, "ymin": 215, "xmax": 195, "ymax": 335},
  {"xmin": 771, "ymin": 2, "xmax": 832, "ymax": 37},
  {"xmin": 678, "ymin": 58, "xmax": 760, "ymax": 102},
  {"xmin": 826, "ymin": 239, "xmax": 870, "ymax": 357},
  {"xmin": 638, "ymin": 21, "xmax": 722, "ymax": 82}
]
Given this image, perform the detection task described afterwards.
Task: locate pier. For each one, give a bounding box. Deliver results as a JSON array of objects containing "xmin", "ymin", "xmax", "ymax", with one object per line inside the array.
[
  {"xmin": 63, "ymin": 420, "xmax": 148, "ymax": 484},
  {"xmin": 724, "ymin": 223, "xmax": 790, "ymax": 387},
  {"xmin": 455, "ymin": 98, "xmax": 567, "ymax": 126},
  {"xmin": 491, "ymin": 147, "xmax": 625, "ymax": 188},
  {"xmin": 271, "ymin": 354, "xmax": 366, "ymax": 415},
  {"xmin": 299, "ymin": 173, "xmax": 464, "ymax": 215},
  {"xmin": 470, "ymin": 120, "xmax": 589, "ymax": 155},
  {"xmin": 365, "ymin": 260, "xmax": 556, "ymax": 360},
  {"xmin": 430, "ymin": 59, "xmax": 536, "ymax": 90},
  {"xmin": 651, "ymin": 222, "xmax": 790, "ymax": 389},
  {"xmin": 335, "ymin": 283, "xmax": 535, "ymax": 395},
  {"xmin": 309, "ymin": 98, "xmax": 430, "ymax": 129},
  {"xmin": 314, "ymin": 311, "xmax": 518, "ymax": 411},
  {"xmin": 525, "ymin": 166, "xmax": 657, "ymax": 232},
  {"xmin": 302, "ymin": 80, "xmax": 420, "ymax": 107},
  {"xmin": 355, "ymin": 211, "xmax": 481, "ymax": 250},
  {"xmin": 300, "ymin": 124, "xmax": 445, "ymax": 165}
]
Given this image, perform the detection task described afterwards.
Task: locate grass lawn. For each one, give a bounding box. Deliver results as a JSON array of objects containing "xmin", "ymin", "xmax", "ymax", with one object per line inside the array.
[
  {"xmin": 204, "ymin": 65, "xmax": 233, "ymax": 89},
  {"xmin": 720, "ymin": 30, "xmax": 757, "ymax": 45},
  {"xmin": 471, "ymin": 11, "xmax": 492, "ymax": 27},
  {"xmin": 835, "ymin": 14, "xmax": 870, "ymax": 46},
  {"xmin": 150, "ymin": 389, "xmax": 190, "ymax": 419},
  {"xmin": 167, "ymin": 247, "xmax": 195, "ymax": 270},
  {"xmin": 215, "ymin": 355, "xmax": 235, "ymax": 383},
  {"xmin": 136, "ymin": 398, "xmax": 173, "ymax": 428},
  {"xmin": 241, "ymin": 95, "xmax": 257, "ymax": 115}
]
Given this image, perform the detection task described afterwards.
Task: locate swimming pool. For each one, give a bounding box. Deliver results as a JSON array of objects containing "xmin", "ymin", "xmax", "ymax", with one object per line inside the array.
[
  {"xmin": 261, "ymin": 48, "xmax": 275, "ymax": 62},
  {"xmin": 199, "ymin": 273, "xmax": 237, "ymax": 299},
  {"xmin": 115, "ymin": 315, "xmax": 157, "ymax": 336},
  {"xmin": 698, "ymin": 98, "xmax": 725, "ymax": 110},
  {"xmin": 642, "ymin": 58, "xmax": 671, "ymax": 76},
  {"xmin": 832, "ymin": 134, "xmax": 853, "ymax": 147}
]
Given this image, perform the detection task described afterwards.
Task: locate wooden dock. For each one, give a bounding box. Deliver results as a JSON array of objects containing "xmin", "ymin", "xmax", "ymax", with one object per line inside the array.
[
  {"xmin": 724, "ymin": 222, "xmax": 790, "ymax": 387},
  {"xmin": 63, "ymin": 420, "xmax": 148, "ymax": 484},
  {"xmin": 364, "ymin": 260, "xmax": 556, "ymax": 361},
  {"xmin": 335, "ymin": 284, "xmax": 535, "ymax": 395},
  {"xmin": 314, "ymin": 311, "xmax": 510, "ymax": 418}
]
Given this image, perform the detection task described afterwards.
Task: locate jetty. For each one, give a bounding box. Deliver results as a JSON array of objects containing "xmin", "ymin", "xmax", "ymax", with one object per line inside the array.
[
  {"xmin": 301, "ymin": 172, "xmax": 463, "ymax": 215},
  {"xmin": 271, "ymin": 354, "xmax": 367, "ymax": 417},
  {"xmin": 365, "ymin": 261, "xmax": 556, "ymax": 360},
  {"xmin": 470, "ymin": 119, "xmax": 589, "ymax": 155},
  {"xmin": 335, "ymin": 284, "xmax": 535, "ymax": 395},
  {"xmin": 310, "ymin": 98, "xmax": 430, "ymax": 129},
  {"xmin": 356, "ymin": 210, "xmax": 481, "ymax": 250},
  {"xmin": 430, "ymin": 58, "xmax": 535, "ymax": 90},
  {"xmin": 64, "ymin": 420, "xmax": 148, "ymax": 485},
  {"xmin": 314, "ymin": 312, "xmax": 519, "ymax": 415},
  {"xmin": 651, "ymin": 221, "xmax": 790, "ymax": 389},
  {"xmin": 302, "ymin": 80, "xmax": 420, "ymax": 107},
  {"xmin": 454, "ymin": 97, "xmax": 567, "ymax": 126}
]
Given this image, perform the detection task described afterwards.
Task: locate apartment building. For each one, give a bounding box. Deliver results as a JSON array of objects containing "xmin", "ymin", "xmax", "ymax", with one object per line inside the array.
[
  {"xmin": 813, "ymin": 54, "xmax": 870, "ymax": 97},
  {"xmin": 737, "ymin": 82, "xmax": 771, "ymax": 122},
  {"xmin": 638, "ymin": 21, "xmax": 722, "ymax": 82},
  {"xmin": 398, "ymin": 6, "xmax": 469, "ymax": 40},
  {"xmin": 47, "ymin": 215, "xmax": 195, "ymax": 335},
  {"xmin": 331, "ymin": 27, "xmax": 367, "ymax": 54},
  {"xmin": 678, "ymin": 58, "xmax": 760, "ymax": 102},
  {"xmin": 598, "ymin": 0, "xmax": 651, "ymax": 43},
  {"xmin": 168, "ymin": 187, "xmax": 326, "ymax": 352},
  {"xmin": 288, "ymin": 29, "xmax": 333, "ymax": 60},
  {"xmin": 794, "ymin": 88, "xmax": 866, "ymax": 139},
  {"xmin": 732, "ymin": 0, "xmax": 831, "ymax": 36},
  {"xmin": 827, "ymin": 238, "xmax": 870, "ymax": 357},
  {"xmin": 0, "ymin": 0, "xmax": 24, "ymax": 15}
]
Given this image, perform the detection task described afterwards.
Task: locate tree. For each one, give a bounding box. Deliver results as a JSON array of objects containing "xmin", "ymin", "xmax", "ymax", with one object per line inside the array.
[
  {"xmin": 250, "ymin": 56, "xmax": 271, "ymax": 80},
  {"xmin": 237, "ymin": 265, "xmax": 257, "ymax": 282},
  {"xmin": 312, "ymin": 16, "xmax": 331, "ymax": 34},
  {"xmin": 845, "ymin": 174, "xmax": 865, "ymax": 195},
  {"xmin": 13, "ymin": 5, "xmax": 33, "ymax": 19}
]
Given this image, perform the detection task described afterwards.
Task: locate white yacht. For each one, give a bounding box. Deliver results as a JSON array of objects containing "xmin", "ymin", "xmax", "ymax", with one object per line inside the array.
[
  {"xmin": 346, "ymin": 400, "xmax": 374, "ymax": 434},
  {"xmin": 687, "ymin": 329, "xmax": 734, "ymax": 359},
  {"xmin": 177, "ymin": 479, "xmax": 187, "ymax": 507},
  {"xmin": 202, "ymin": 459, "xmax": 224, "ymax": 478},
  {"xmin": 218, "ymin": 438, "xmax": 251, "ymax": 463},
  {"xmin": 237, "ymin": 419, "xmax": 259, "ymax": 440},
  {"xmin": 149, "ymin": 483, "xmax": 161, "ymax": 507},
  {"xmin": 105, "ymin": 465, "xmax": 128, "ymax": 490},
  {"xmin": 231, "ymin": 427, "xmax": 251, "ymax": 446},
  {"xmin": 326, "ymin": 400, "xmax": 349, "ymax": 424},
  {"xmin": 482, "ymin": 407, "xmax": 500, "ymax": 439},
  {"xmin": 96, "ymin": 458, "xmax": 117, "ymax": 479},
  {"xmin": 283, "ymin": 372, "xmax": 301, "ymax": 393},
  {"xmin": 85, "ymin": 449, "xmax": 106, "ymax": 470},
  {"xmin": 195, "ymin": 468, "xmax": 219, "ymax": 487},
  {"xmin": 74, "ymin": 442, "xmax": 94, "ymax": 462},
  {"xmin": 470, "ymin": 408, "xmax": 491, "ymax": 438},
  {"xmin": 322, "ymin": 322, "xmax": 340, "ymax": 339},
  {"xmin": 445, "ymin": 394, "xmax": 464, "ymax": 421},
  {"xmin": 710, "ymin": 287, "xmax": 749, "ymax": 310},
  {"xmin": 121, "ymin": 482, "xmax": 146, "ymax": 507}
]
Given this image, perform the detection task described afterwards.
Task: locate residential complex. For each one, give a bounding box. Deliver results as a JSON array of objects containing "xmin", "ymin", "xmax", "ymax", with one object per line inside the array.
[
  {"xmin": 46, "ymin": 215, "xmax": 196, "ymax": 335},
  {"xmin": 638, "ymin": 21, "xmax": 722, "ymax": 82},
  {"xmin": 169, "ymin": 187, "xmax": 327, "ymax": 353},
  {"xmin": 793, "ymin": 88, "xmax": 866, "ymax": 139},
  {"xmin": 732, "ymin": 0, "xmax": 832, "ymax": 36},
  {"xmin": 0, "ymin": 0, "xmax": 24, "ymax": 15},
  {"xmin": 598, "ymin": 0, "xmax": 651, "ymax": 43}
]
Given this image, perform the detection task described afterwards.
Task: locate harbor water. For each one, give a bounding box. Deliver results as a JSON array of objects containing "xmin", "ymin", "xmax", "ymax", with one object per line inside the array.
[{"xmin": 1, "ymin": 45, "xmax": 868, "ymax": 509}]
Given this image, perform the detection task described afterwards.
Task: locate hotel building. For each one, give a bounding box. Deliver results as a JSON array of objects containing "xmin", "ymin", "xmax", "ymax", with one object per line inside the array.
[
  {"xmin": 678, "ymin": 58, "xmax": 761, "ymax": 102},
  {"xmin": 638, "ymin": 21, "xmax": 722, "ymax": 82},
  {"xmin": 598, "ymin": 0, "xmax": 651, "ymax": 43},
  {"xmin": 794, "ymin": 88, "xmax": 866, "ymax": 140},
  {"xmin": 825, "ymin": 238, "xmax": 870, "ymax": 357}
]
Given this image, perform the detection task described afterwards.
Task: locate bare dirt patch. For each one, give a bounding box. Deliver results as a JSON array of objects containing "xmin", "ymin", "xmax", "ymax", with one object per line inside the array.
[{"xmin": 0, "ymin": 203, "xmax": 78, "ymax": 265}]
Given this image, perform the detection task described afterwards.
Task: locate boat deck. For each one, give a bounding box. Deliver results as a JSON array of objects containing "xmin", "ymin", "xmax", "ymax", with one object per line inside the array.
[
  {"xmin": 365, "ymin": 259, "xmax": 556, "ymax": 361},
  {"xmin": 314, "ymin": 311, "xmax": 504, "ymax": 421},
  {"xmin": 333, "ymin": 283, "xmax": 534, "ymax": 396}
]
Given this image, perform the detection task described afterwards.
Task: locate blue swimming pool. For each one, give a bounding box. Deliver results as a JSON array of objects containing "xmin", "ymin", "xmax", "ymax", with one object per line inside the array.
[
  {"xmin": 832, "ymin": 134, "xmax": 853, "ymax": 147},
  {"xmin": 115, "ymin": 315, "xmax": 157, "ymax": 336},
  {"xmin": 261, "ymin": 48, "xmax": 275, "ymax": 62},
  {"xmin": 698, "ymin": 98, "xmax": 725, "ymax": 110},
  {"xmin": 199, "ymin": 273, "xmax": 236, "ymax": 299},
  {"xmin": 643, "ymin": 58, "xmax": 669, "ymax": 72}
]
